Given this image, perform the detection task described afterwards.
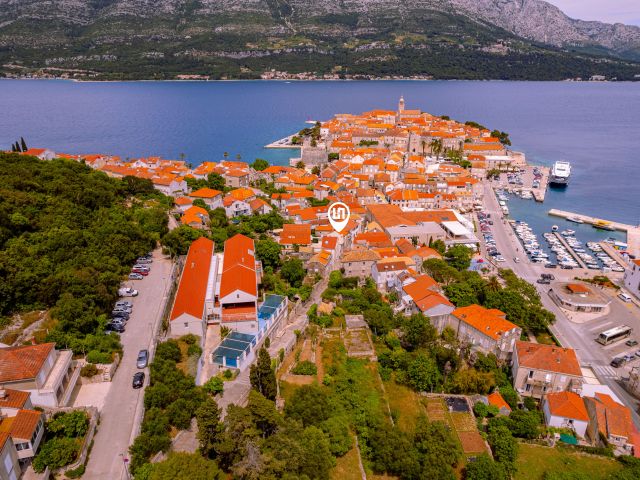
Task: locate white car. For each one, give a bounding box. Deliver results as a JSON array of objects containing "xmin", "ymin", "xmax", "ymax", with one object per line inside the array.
[{"xmin": 118, "ymin": 287, "xmax": 139, "ymax": 297}]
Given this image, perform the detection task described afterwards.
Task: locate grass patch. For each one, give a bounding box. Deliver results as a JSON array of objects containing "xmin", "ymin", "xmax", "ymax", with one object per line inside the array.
[
  {"xmin": 330, "ymin": 436, "xmax": 362, "ymax": 480},
  {"xmin": 535, "ymin": 330, "xmax": 559, "ymax": 346},
  {"xmin": 383, "ymin": 379, "xmax": 424, "ymax": 432},
  {"xmin": 515, "ymin": 443, "xmax": 622, "ymax": 480}
]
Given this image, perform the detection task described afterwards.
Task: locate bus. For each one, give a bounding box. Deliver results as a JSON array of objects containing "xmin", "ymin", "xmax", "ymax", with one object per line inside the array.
[{"xmin": 596, "ymin": 325, "xmax": 632, "ymax": 345}]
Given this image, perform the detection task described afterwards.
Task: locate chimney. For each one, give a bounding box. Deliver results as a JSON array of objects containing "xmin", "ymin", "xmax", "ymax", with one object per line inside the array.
[{"xmin": 0, "ymin": 386, "xmax": 7, "ymax": 399}]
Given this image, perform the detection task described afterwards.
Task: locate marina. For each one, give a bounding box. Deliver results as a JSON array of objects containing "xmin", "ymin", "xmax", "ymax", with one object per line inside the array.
[
  {"xmin": 549, "ymin": 209, "xmax": 640, "ymax": 258},
  {"xmin": 552, "ymin": 232, "xmax": 587, "ymax": 269}
]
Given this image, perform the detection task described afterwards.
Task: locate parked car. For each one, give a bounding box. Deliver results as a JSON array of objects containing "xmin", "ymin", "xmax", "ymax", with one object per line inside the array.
[
  {"xmin": 137, "ymin": 350, "xmax": 149, "ymax": 369},
  {"xmin": 110, "ymin": 318, "xmax": 126, "ymax": 326},
  {"xmin": 625, "ymin": 340, "xmax": 638, "ymax": 347},
  {"xmin": 635, "ymin": 350, "xmax": 640, "ymax": 358},
  {"xmin": 111, "ymin": 311, "xmax": 130, "ymax": 320},
  {"xmin": 624, "ymin": 354, "xmax": 636, "ymax": 363},
  {"xmin": 118, "ymin": 287, "xmax": 138, "ymax": 297},
  {"xmin": 610, "ymin": 357, "xmax": 626, "ymax": 368},
  {"xmin": 618, "ymin": 292, "xmax": 632, "ymax": 303},
  {"xmin": 131, "ymin": 269, "xmax": 149, "ymax": 276},
  {"xmin": 536, "ymin": 279, "xmax": 551, "ymax": 285},
  {"xmin": 545, "ymin": 264, "xmax": 558, "ymax": 269},
  {"xmin": 136, "ymin": 257, "xmax": 153, "ymax": 264},
  {"xmin": 541, "ymin": 273, "xmax": 555, "ymax": 280},
  {"xmin": 129, "ymin": 273, "xmax": 143, "ymax": 280},
  {"xmin": 113, "ymin": 305, "xmax": 132, "ymax": 314},
  {"xmin": 514, "ymin": 257, "xmax": 520, "ymax": 263},
  {"xmin": 106, "ymin": 322, "xmax": 125, "ymax": 333},
  {"xmin": 133, "ymin": 264, "xmax": 150, "ymax": 271},
  {"xmin": 132, "ymin": 372, "xmax": 145, "ymax": 389},
  {"xmin": 115, "ymin": 301, "xmax": 133, "ymax": 308}
]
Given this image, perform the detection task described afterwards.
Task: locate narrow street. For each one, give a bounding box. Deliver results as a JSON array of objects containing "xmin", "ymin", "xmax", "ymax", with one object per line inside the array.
[
  {"xmin": 84, "ymin": 249, "xmax": 174, "ymax": 480},
  {"xmin": 482, "ymin": 182, "xmax": 640, "ymax": 427}
]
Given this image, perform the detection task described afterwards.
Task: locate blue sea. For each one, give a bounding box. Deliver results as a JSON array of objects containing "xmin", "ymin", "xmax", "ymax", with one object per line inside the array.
[{"xmin": 1, "ymin": 79, "xmax": 638, "ymax": 241}]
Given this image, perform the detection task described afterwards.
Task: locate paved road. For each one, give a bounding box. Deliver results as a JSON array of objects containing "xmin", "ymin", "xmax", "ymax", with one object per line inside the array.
[
  {"xmin": 482, "ymin": 183, "xmax": 640, "ymax": 426},
  {"xmin": 85, "ymin": 250, "xmax": 174, "ymax": 480}
]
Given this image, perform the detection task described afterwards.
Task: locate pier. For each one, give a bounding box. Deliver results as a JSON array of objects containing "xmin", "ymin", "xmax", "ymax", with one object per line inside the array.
[
  {"xmin": 265, "ymin": 133, "xmax": 301, "ymax": 149},
  {"xmin": 553, "ymin": 232, "xmax": 587, "ymax": 269},
  {"xmin": 548, "ymin": 209, "xmax": 640, "ymax": 258}
]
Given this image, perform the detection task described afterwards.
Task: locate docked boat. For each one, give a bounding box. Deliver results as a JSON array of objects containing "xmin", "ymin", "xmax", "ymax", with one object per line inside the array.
[
  {"xmin": 567, "ymin": 216, "xmax": 584, "ymax": 224},
  {"xmin": 550, "ymin": 161, "xmax": 571, "ymax": 186},
  {"xmin": 593, "ymin": 220, "xmax": 616, "ymax": 231}
]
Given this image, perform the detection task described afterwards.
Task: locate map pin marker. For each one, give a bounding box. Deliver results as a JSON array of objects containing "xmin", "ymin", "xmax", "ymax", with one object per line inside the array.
[{"xmin": 328, "ymin": 202, "xmax": 350, "ymax": 233}]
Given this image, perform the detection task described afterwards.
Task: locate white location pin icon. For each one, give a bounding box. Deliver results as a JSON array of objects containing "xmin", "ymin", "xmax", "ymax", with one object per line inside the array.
[{"xmin": 328, "ymin": 202, "xmax": 350, "ymax": 233}]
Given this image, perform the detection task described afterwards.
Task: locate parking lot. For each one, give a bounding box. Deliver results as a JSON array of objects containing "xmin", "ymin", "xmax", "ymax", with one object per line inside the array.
[{"xmin": 85, "ymin": 249, "xmax": 175, "ymax": 479}]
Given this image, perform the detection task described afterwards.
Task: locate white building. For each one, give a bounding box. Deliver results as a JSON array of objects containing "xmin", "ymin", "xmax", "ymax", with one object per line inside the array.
[
  {"xmin": 623, "ymin": 259, "xmax": 640, "ymax": 300},
  {"xmin": 542, "ymin": 391, "xmax": 589, "ymax": 438}
]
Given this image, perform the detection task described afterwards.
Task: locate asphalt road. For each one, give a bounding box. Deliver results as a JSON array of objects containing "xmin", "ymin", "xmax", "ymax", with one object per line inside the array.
[
  {"xmin": 84, "ymin": 250, "xmax": 174, "ymax": 480},
  {"xmin": 481, "ymin": 183, "xmax": 640, "ymax": 426}
]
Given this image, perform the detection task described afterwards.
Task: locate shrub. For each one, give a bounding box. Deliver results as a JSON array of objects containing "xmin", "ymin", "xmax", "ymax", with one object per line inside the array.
[
  {"xmin": 223, "ymin": 369, "xmax": 233, "ymax": 380},
  {"xmin": 65, "ymin": 465, "xmax": 85, "ymax": 479},
  {"xmin": 181, "ymin": 334, "xmax": 198, "ymax": 345},
  {"xmin": 155, "ymin": 340, "xmax": 182, "ymax": 363},
  {"xmin": 187, "ymin": 344, "xmax": 202, "ymax": 357},
  {"xmin": 33, "ymin": 437, "xmax": 80, "ymax": 472},
  {"xmin": 292, "ymin": 360, "xmax": 317, "ymax": 376},
  {"xmin": 86, "ymin": 350, "xmax": 112, "ymax": 364},
  {"xmin": 204, "ymin": 376, "xmax": 224, "ymax": 395},
  {"xmin": 81, "ymin": 363, "xmax": 99, "ymax": 378},
  {"xmin": 48, "ymin": 411, "xmax": 90, "ymax": 438}
]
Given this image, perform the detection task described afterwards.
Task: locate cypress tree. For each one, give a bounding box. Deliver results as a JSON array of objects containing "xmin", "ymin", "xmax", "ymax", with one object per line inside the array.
[
  {"xmin": 20, "ymin": 137, "xmax": 27, "ymax": 151},
  {"xmin": 11, "ymin": 143, "xmax": 16, "ymax": 152},
  {"xmin": 249, "ymin": 347, "xmax": 277, "ymax": 400}
]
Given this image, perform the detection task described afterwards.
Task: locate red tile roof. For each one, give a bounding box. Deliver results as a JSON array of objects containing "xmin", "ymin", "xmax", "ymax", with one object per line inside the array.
[
  {"xmin": 190, "ymin": 188, "xmax": 222, "ymax": 198},
  {"xmin": 220, "ymin": 234, "xmax": 257, "ymax": 298},
  {"xmin": 515, "ymin": 341, "xmax": 582, "ymax": 377},
  {"xmin": 170, "ymin": 237, "xmax": 214, "ymax": 321},
  {"xmin": 545, "ymin": 391, "xmax": 588, "ymax": 421},
  {"xmin": 280, "ymin": 224, "xmax": 312, "ymax": 245},
  {"xmin": 0, "ymin": 389, "xmax": 30, "ymax": 410},
  {"xmin": 0, "ymin": 409, "xmax": 43, "ymax": 440},
  {"xmin": 453, "ymin": 305, "xmax": 519, "ymax": 341},
  {"xmin": 0, "ymin": 343, "xmax": 55, "ymax": 383},
  {"xmin": 487, "ymin": 391, "xmax": 512, "ymax": 412}
]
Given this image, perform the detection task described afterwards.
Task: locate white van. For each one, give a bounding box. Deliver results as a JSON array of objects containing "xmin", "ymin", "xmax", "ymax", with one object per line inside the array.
[{"xmin": 618, "ymin": 292, "xmax": 632, "ymax": 303}]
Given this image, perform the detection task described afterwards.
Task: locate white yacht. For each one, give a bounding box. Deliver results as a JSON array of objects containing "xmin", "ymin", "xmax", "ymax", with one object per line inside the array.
[{"xmin": 550, "ymin": 161, "xmax": 571, "ymax": 185}]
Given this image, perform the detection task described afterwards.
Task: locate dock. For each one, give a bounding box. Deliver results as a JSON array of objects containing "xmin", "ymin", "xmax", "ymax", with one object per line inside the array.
[
  {"xmin": 549, "ymin": 209, "xmax": 640, "ymax": 258},
  {"xmin": 265, "ymin": 133, "xmax": 302, "ymax": 149},
  {"xmin": 553, "ymin": 232, "xmax": 587, "ymax": 269}
]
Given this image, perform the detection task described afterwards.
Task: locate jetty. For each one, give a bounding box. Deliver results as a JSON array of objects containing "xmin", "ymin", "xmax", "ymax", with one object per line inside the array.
[
  {"xmin": 553, "ymin": 232, "xmax": 587, "ymax": 269},
  {"xmin": 265, "ymin": 134, "xmax": 301, "ymax": 149},
  {"xmin": 549, "ymin": 209, "xmax": 640, "ymax": 258}
]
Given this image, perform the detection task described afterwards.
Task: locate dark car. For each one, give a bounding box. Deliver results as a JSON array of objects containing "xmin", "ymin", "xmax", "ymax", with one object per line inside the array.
[
  {"xmin": 625, "ymin": 340, "xmax": 639, "ymax": 347},
  {"xmin": 545, "ymin": 264, "xmax": 558, "ymax": 269},
  {"xmin": 106, "ymin": 322, "xmax": 125, "ymax": 333},
  {"xmin": 132, "ymin": 372, "xmax": 145, "ymax": 389},
  {"xmin": 112, "ymin": 311, "xmax": 130, "ymax": 320},
  {"xmin": 610, "ymin": 357, "xmax": 626, "ymax": 368},
  {"xmin": 541, "ymin": 273, "xmax": 555, "ymax": 280},
  {"xmin": 536, "ymin": 279, "xmax": 551, "ymax": 284},
  {"xmin": 137, "ymin": 349, "xmax": 149, "ymax": 369},
  {"xmin": 560, "ymin": 265, "xmax": 574, "ymax": 270}
]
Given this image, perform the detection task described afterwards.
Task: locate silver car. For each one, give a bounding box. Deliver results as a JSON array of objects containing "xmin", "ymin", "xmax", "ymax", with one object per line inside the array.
[{"xmin": 137, "ymin": 350, "xmax": 149, "ymax": 369}]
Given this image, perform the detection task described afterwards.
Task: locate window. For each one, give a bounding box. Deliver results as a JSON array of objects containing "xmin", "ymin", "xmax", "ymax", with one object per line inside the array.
[
  {"xmin": 15, "ymin": 442, "xmax": 30, "ymax": 451},
  {"xmin": 525, "ymin": 384, "xmax": 531, "ymax": 392},
  {"xmin": 184, "ymin": 323, "xmax": 188, "ymax": 328},
  {"xmin": 528, "ymin": 370, "xmax": 534, "ymax": 378}
]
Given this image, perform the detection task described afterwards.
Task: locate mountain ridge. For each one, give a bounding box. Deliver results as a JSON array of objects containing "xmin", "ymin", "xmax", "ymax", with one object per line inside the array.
[{"xmin": 0, "ymin": 0, "xmax": 639, "ymax": 80}]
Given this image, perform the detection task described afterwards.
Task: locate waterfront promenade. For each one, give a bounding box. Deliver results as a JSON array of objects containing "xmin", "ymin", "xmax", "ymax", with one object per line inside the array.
[{"xmin": 549, "ymin": 209, "xmax": 640, "ymax": 258}]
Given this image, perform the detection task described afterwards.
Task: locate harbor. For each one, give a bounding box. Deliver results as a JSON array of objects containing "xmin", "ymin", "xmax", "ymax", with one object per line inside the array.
[
  {"xmin": 265, "ymin": 134, "xmax": 301, "ymax": 149},
  {"xmin": 549, "ymin": 209, "xmax": 640, "ymax": 258},
  {"xmin": 493, "ymin": 164, "xmax": 550, "ymax": 203}
]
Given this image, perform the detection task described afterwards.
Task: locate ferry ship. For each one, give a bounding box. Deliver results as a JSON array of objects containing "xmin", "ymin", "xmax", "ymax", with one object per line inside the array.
[{"xmin": 550, "ymin": 161, "xmax": 571, "ymax": 185}]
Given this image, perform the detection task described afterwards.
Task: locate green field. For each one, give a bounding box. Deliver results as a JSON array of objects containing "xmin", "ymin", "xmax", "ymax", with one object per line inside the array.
[{"xmin": 515, "ymin": 444, "xmax": 622, "ymax": 480}]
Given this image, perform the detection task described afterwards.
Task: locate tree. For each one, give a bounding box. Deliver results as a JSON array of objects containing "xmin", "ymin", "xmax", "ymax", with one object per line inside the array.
[
  {"xmin": 255, "ymin": 239, "xmax": 282, "ymax": 270},
  {"xmin": 299, "ymin": 426, "xmax": 335, "ymax": 479},
  {"xmin": 155, "ymin": 339, "xmax": 182, "ymax": 362},
  {"xmin": 280, "ymin": 258, "xmax": 305, "ymax": 288},
  {"xmin": 444, "ymin": 282, "xmax": 479, "ymax": 307},
  {"xmin": 148, "ymin": 453, "xmax": 222, "ymax": 480},
  {"xmin": 123, "ymin": 175, "xmax": 156, "ymax": 195},
  {"xmin": 207, "ymin": 173, "xmax": 226, "ymax": 191},
  {"xmin": 20, "ymin": 137, "xmax": 28, "ymax": 151},
  {"xmin": 507, "ymin": 409, "xmax": 541, "ymax": 439},
  {"xmin": 311, "ymin": 165, "xmax": 321, "ymax": 175},
  {"xmin": 161, "ymin": 226, "xmax": 205, "ymax": 256},
  {"xmin": 422, "ymin": 259, "xmax": 460, "ymax": 285},
  {"xmin": 249, "ymin": 347, "xmax": 277, "ymax": 400},
  {"xmin": 446, "ymin": 245, "xmax": 473, "ymax": 271},
  {"xmin": 320, "ymin": 416, "xmax": 352, "ymax": 456},
  {"xmin": 414, "ymin": 417, "xmax": 462, "ymax": 469},
  {"xmin": 407, "ymin": 354, "xmax": 441, "ymax": 392},
  {"xmin": 464, "ymin": 453, "xmax": 507, "ymax": 480},
  {"xmin": 284, "ymin": 384, "xmax": 331, "ymax": 427},
  {"xmin": 251, "ymin": 158, "xmax": 269, "ymax": 171},
  {"xmin": 363, "ymin": 307, "xmax": 394, "ymax": 336},
  {"xmin": 33, "ymin": 437, "xmax": 79, "ymax": 472},
  {"xmin": 431, "ymin": 239, "xmax": 446, "ymax": 255},
  {"xmin": 401, "ymin": 313, "xmax": 436, "ymax": 350},
  {"xmin": 47, "ymin": 411, "xmax": 89, "ymax": 438},
  {"xmin": 488, "ymin": 425, "xmax": 518, "ymax": 475},
  {"xmin": 449, "ymin": 369, "xmax": 495, "ymax": 394}
]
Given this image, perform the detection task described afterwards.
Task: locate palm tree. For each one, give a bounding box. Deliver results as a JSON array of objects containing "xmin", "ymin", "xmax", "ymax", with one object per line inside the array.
[
  {"xmin": 223, "ymin": 152, "xmax": 229, "ymax": 159},
  {"xmin": 421, "ymin": 139, "xmax": 426, "ymax": 155},
  {"xmin": 486, "ymin": 275, "xmax": 501, "ymax": 292},
  {"xmin": 236, "ymin": 153, "xmax": 242, "ymax": 160}
]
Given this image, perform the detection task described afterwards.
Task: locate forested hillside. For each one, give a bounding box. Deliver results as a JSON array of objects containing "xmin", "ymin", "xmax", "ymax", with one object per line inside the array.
[{"xmin": 0, "ymin": 153, "xmax": 169, "ymax": 354}]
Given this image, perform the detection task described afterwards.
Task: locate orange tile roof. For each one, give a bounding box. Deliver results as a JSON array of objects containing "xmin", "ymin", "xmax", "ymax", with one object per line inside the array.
[
  {"xmin": 453, "ymin": 305, "xmax": 518, "ymax": 341},
  {"xmin": 321, "ymin": 236, "xmax": 338, "ymax": 250},
  {"xmin": 567, "ymin": 283, "xmax": 590, "ymax": 294},
  {"xmin": 403, "ymin": 275, "xmax": 438, "ymax": 300},
  {"xmin": 190, "ymin": 188, "xmax": 222, "ymax": 199},
  {"xmin": 354, "ymin": 231, "xmax": 391, "ymax": 247},
  {"xmin": 0, "ymin": 343, "xmax": 55, "ymax": 383},
  {"xmin": 220, "ymin": 234, "xmax": 257, "ymax": 298},
  {"xmin": 0, "ymin": 389, "xmax": 30, "ymax": 409},
  {"xmin": 174, "ymin": 197, "xmax": 193, "ymax": 206},
  {"xmin": 170, "ymin": 237, "xmax": 214, "ymax": 321},
  {"xmin": 341, "ymin": 248, "xmax": 381, "ymax": 263},
  {"xmin": 487, "ymin": 391, "xmax": 512, "ymax": 412},
  {"xmin": 228, "ymin": 187, "xmax": 255, "ymax": 201},
  {"xmin": 0, "ymin": 409, "xmax": 42, "ymax": 440},
  {"xmin": 515, "ymin": 341, "xmax": 582, "ymax": 377},
  {"xmin": 414, "ymin": 292, "xmax": 453, "ymax": 312},
  {"xmin": 280, "ymin": 224, "xmax": 312, "ymax": 245},
  {"xmin": 590, "ymin": 393, "xmax": 634, "ymax": 440},
  {"xmin": 545, "ymin": 391, "xmax": 588, "ymax": 421}
]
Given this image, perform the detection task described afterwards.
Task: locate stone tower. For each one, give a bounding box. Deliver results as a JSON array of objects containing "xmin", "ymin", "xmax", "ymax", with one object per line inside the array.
[{"xmin": 398, "ymin": 95, "xmax": 405, "ymax": 113}]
